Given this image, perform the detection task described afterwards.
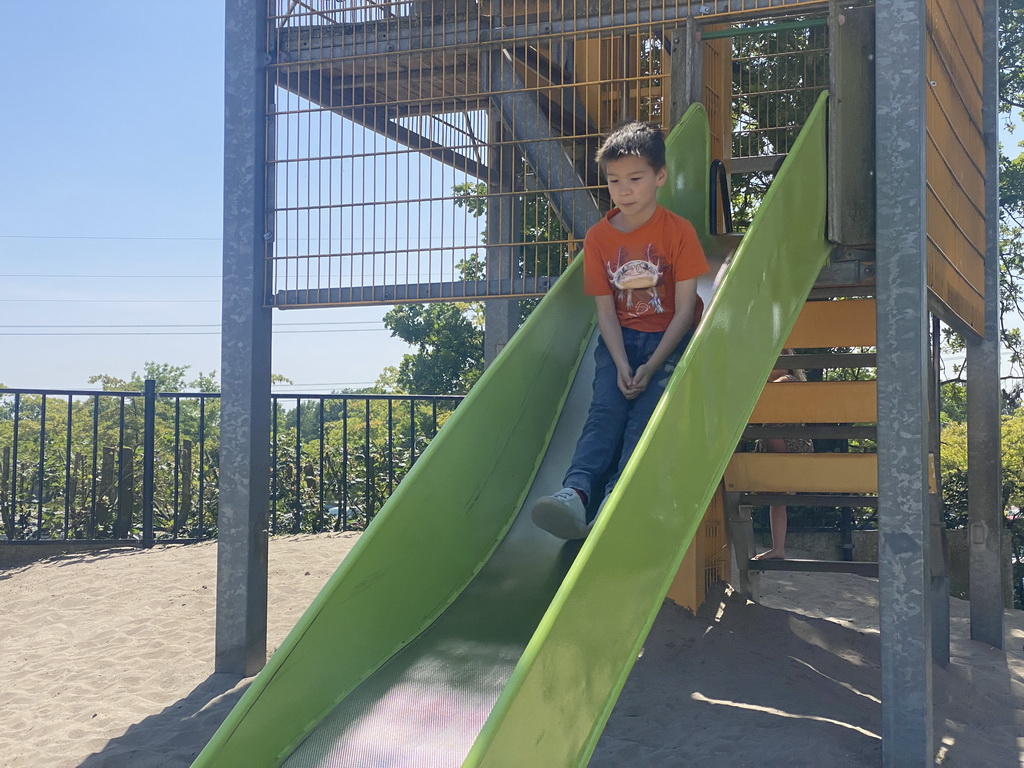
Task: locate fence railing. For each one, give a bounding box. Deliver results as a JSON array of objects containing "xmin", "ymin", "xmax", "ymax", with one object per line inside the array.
[{"xmin": 0, "ymin": 383, "xmax": 463, "ymax": 545}]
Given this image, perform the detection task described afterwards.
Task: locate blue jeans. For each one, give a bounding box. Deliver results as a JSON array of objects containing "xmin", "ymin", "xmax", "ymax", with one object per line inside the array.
[{"xmin": 563, "ymin": 327, "xmax": 691, "ymax": 506}]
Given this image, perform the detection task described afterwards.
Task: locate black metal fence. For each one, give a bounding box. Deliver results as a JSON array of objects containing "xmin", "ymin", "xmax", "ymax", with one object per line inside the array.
[{"xmin": 0, "ymin": 383, "xmax": 462, "ymax": 545}]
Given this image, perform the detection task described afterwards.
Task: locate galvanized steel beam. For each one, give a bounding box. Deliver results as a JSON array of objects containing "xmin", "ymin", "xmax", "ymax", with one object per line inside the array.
[
  {"xmin": 484, "ymin": 117, "xmax": 521, "ymax": 366},
  {"xmin": 669, "ymin": 19, "xmax": 703, "ymax": 126},
  {"xmin": 487, "ymin": 52, "xmax": 602, "ymax": 240},
  {"xmin": 967, "ymin": 0, "xmax": 1005, "ymax": 648},
  {"xmin": 874, "ymin": 0, "xmax": 934, "ymax": 765},
  {"xmin": 275, "ymin": 0, "xmax": 829, "ymax": 65},
  {"xmin": 273, "ymin": 276, "xmax": 555, "ymax": 308},
  {"xmin": 217, "ymin": 0, "xmax": 274, "ymax": 676},
  {"xmin": 280, "ymin": 69, "xmax": 493, "ymax": 182}
]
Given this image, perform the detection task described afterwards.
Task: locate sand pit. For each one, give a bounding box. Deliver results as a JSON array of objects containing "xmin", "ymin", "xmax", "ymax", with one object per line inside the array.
[{"xmin": 1, "ymin": 535, "xmax": 1021, "ymax": 767}]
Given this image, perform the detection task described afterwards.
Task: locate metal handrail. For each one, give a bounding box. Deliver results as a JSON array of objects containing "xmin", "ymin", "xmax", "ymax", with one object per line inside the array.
[
  {"xmin": 0, "ymin": 384, "xmax": 465, "ymax": 545},
  {"xmin": 709, "ymin": 158, "xmax": 734, "ymax": 235}
]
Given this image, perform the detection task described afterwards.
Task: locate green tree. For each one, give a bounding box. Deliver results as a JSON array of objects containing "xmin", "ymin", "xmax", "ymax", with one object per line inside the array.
[
  {"xmin": 383, "ymin": 302, "xmax": 484, "ymax": 394},
  {"xmin": 380, "ymin": 178, "xmax": 576, "ymax": 396},
  {"xmin": 729, "ymin": 22, "xmax": 829, "ymax": 229},
  {"xmin": 940, "ymin": 409, "xmax": 1024, "ymax": 606},
  {"xmin": 996, "ymin": 0, "xmax": 1024, "ymax": 403}
]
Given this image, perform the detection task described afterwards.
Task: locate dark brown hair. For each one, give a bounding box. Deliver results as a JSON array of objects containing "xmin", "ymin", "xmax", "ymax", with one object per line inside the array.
[{"xmin": 595, "ymin": 121, "xmax": 667, "ymax": 171}]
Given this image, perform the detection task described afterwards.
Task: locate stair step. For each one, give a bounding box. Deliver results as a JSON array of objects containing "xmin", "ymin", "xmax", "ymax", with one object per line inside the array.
[
  {"xmin": 726, "ymin": 453, "xmax": 879, "ymax": 494},
  {"xmin": 750, "ymin": 380, "xmax": 876, "ymax": 425},
  {"xmin": 787, "ymin": 298, "xmax": 876, "ymax": 348},
  {"xmin": 781, "ymin": 352, "xmax": 876, "ymax": 369},
  {"xmin": 743, "ymin": 425, "xmax": 877, "ymax": 440},
  {"xmin": 735, "ymin": 492, "xmax": 878, "ymax": 508},
  {"xmin": 747, "ymin": 558, "xmax": 878, "ymax": 577}
]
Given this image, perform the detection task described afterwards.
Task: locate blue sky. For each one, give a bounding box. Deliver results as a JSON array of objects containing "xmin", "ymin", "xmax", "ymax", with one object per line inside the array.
[
  {"xmin": 0, "ymin": 2, "xmax": 413, "ymax": 392},
  {"xmin": 3, "ymin": 4, "xmax": 1021, "ymax": 392}
]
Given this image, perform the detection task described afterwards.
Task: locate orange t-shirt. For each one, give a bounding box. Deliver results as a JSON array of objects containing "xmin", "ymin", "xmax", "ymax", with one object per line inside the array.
[{"xmin": 582, "ymin": 205, "xmax": 708, "ymax": 332}]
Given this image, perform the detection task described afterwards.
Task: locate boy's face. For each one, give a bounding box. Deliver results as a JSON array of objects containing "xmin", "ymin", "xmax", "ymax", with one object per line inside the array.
[{"xmin": 603, "ymin": 155, "xmax": 667, "ymax": 229}]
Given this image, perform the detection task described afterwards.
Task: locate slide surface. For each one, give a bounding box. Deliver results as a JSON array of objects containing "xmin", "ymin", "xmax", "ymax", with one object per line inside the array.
[{"xmin": 193, "ymin": 93, "xmax": 831, "ymax": 768}]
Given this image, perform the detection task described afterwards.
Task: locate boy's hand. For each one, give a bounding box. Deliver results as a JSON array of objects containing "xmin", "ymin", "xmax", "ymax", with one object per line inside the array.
[
  {"xmin": 624, "ymin": 364, "xmax": 654, "ymax": 399},
  {"xmin": 616, "ymin": 366, "xmax": 635, "ymax": 397}
]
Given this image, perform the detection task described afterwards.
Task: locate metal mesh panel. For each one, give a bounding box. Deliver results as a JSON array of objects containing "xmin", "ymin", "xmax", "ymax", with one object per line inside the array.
[
  {"xmin": 263, "ymin": 0, "xmax": 827, "ymax": 307},
  {"xmin": 731, "ymin": 21, "xmax": 829, "ymax": 159}
]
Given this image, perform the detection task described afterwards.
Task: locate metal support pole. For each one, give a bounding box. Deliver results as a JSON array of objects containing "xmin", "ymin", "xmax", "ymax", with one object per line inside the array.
[
  {"xmin": 967, "ymin": 0, "xmax": 1004, "ymax": 648},
  {"xmin": 875, "ymin": 1, "xmax": 933, "ymax": 765},
  {"xmin": 487, "ymin": 50, "xmax": 601, "ymax": 240},
  {"xmin": 484, "ymin": 116, "xmax": 520, "ymax": 366},
  {"xmin": 141, "ymin": 379, "xmax": 156, "ymax": 548},
  {"xmin": 669, "ymin": 19, "xmax": 702, "ymax": 126},
  {"xmin": 217, "ymin": 0, "xmax": 273, "ymax": 676}
]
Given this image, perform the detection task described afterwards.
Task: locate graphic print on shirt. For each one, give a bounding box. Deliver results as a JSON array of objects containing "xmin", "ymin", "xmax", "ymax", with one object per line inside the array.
[{"xmin": 605, "ymin": 243, "xmax": 666, "ymax": 317}]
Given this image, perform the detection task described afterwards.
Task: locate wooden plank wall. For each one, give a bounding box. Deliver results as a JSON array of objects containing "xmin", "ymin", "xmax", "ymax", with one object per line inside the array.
[
  {"xmin": 702, "ymin": 30, "xmax": 732, "ymax": 165},
  {"xmin": 925, "ymin": 0, "xmax": 987, "ymax": 336}
]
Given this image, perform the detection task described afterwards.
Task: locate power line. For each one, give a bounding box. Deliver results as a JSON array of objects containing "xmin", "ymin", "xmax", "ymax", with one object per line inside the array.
[
  {"xmin": 0, "ymin": 328, "xmax": 391, "ymax": 337},
  {"xmin": 0, "ymin": 274, "xmax": 220, "ymax": 279},
  {"xmin": 0, "ymin": 234, "xmax": 221, "ymax": 242},
  {"xmin": 0, "ymin": 298, "xmax": 222, "ymax": 304},
  {"xmin": 272, "ymin": 382, "xmax": 376, "ymax": 389},
  {"xmin": 0, "ymin": 321, "xmax": 387, "ymax": 331}
]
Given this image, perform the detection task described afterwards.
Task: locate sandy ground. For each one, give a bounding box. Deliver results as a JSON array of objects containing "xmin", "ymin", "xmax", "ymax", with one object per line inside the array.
[{"xmin": 1, "ymin": 535, "xmax": 1022, "ymax": 768}]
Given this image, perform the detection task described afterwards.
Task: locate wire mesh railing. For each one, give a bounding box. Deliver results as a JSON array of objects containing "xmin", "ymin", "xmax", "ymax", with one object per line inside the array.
[
  {"xmin": 726, "ymin": 17, "xmax": 829, "ymax": 229},
  {"xmin": 0, "ymin": 385, "xmax": 462, "ymax": 544},
  {"xmin": 262, "ymin": 0, "xmax": 830, "ymax": 307}
]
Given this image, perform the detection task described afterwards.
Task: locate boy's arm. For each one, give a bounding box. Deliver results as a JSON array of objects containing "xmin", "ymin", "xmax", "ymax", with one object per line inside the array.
[
  {"xmin": 594, "ymin": 294, "xmax": 635, "ymax": 396},
  {"xmin": 627, "ymin": 277, "xmax": 698, "ymax": 398}
]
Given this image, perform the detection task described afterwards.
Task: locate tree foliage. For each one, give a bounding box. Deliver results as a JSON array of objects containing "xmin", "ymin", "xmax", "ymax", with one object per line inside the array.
[
  {"xmin": 729, "ymin": 23, "xmax": 829, "ymax": 229},
  {"xmin": 0, "ymin": 363, "xmax": 221, "ymax": 540},
  {"xmin": 0, "ymin": 369, "xmax": 462, "ymax": 542},
  {"xmin": 381, "ymin": 302, "xmax": 483, "ymax": 395},
  {"xmin": 381, "ymin": 180, "xmax": 574, "ymax": 395},
  {"xmin": 996, "ymin": 0, "xmax": 1024, "ymax": 403}
]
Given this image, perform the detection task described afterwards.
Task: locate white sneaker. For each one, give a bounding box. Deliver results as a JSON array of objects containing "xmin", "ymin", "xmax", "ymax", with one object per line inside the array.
[{"xmin": 531, "ymin": 488, "xmax": 590, "ymax": 540}]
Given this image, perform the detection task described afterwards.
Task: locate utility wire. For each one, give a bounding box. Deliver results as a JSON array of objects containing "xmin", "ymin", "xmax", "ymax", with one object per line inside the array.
[
  {"xmin": 0, "ymin": 328, "xmax": 391, "ymax": 337},
  {"xmin": 0, "ymin": 321, "xmax": 386, "ymax": 330},
  {"xmin": 0, "ymin": 235, "xmax": 220, "ymax": 241},
  {"xmin": 0, "ymin": 298, "xmax": 222, "ymax": 303},
  {"xmin": 0, "ymin": 274, "xmax": 220, "ymax": 278}
]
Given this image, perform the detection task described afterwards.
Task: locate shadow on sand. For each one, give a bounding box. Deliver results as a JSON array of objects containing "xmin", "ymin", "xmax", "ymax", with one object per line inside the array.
[{"xmin": 77, "ymin": 673, "xmax": 247, "ymax": 768}]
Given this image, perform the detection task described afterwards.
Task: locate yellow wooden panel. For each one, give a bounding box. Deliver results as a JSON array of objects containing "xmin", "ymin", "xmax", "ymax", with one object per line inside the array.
[
  {"xmin": 666, "ymin": 536, "xmax": 701, "ymax": 610},
  {"xmin": 924, "ymin": 0, "xmax": 987, "ymax": 339},
  {"xmin": 927, "ymin": 0, "xmax": 984, "ymax": 114},
  {"xmin": 702, "ymin": 485, "xmax": 730, "ymax": 595},
  {"xmin": 725, "ymin": 453, "xmax": 879, "ymax": 494},
  {"xmin": 927, "ymin": 245, "xmax": 985, "ymax": 335},
  {"xmin": 574, "ymin": 37, "xmax": 609, "ymax": 131},
  {"xmin": 925, "ymin": 86, "xmax": 985, "ymax": 198},
  {"xmin": 925, "ymin": 179, "xmax": 986, "ymax": 275},
  {"xmin": 667, "ymin": 482, "xmax": 728, "ymax": 611},
  {"xmin": 702, "ymin": 28, "xmax": 731, "ymax": 165},
  {"xmin": 749, "ymin": 380, "xmax": 877, "ymax": 424},
  {"xmin": 785, "ymin": 299, "xmax": 877, "ymax": 349}
]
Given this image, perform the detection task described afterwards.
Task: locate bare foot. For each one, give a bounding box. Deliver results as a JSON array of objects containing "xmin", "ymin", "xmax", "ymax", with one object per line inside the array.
[{"xmin": 752, "ymin": 549, "xmax": 786, "ymax": 561}]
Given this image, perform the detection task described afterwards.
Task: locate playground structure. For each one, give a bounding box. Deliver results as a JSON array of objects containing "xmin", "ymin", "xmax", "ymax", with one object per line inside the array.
[{"xmin": 210, "ymin": 0, "xmax": 1003, "ymax": 765}]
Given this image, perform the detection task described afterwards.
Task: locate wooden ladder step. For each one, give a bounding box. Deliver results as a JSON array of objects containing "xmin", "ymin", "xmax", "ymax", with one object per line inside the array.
[
  {"xmin": 781, "ymin": 352, "xmax": 876, "ymax": 370},
  {"xmin": 743, "ymin": 425, "xmax": 877, "ymax": 440},
  {"xmin": 750, "ymin": 380, "xmax": 877, "ymax": 424},
  {"xmin": 736, "ymin": 492, "xmax": 878, "ymax": 508},
  {"xmin": 747, "ymin": 558, "xmax": 879, "ymax": 577},
  {"xmin": 786, "ymin": 298, "xmax": 877, "ymax": 348},
  {"xmin": 726, "ymin": 453, "xmax": 879, "ymax": 494}
]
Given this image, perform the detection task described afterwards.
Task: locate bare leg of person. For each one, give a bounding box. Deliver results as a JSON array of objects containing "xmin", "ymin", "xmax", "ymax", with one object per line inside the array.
[
  {"xmin": 753, "ymin": 436, "xmax": 788, "ymax": 560},
  {"xmin": 753, "ymin": 504, "xmax": 787, "ymax": 560}
]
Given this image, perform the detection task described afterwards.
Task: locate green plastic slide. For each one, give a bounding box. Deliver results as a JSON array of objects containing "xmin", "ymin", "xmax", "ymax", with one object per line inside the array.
[{"xmin": 193, "ymin": 92, "xmax": 831, "ymax": 768}]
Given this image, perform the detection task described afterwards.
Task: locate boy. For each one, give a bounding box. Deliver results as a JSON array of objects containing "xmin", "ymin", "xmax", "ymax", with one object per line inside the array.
[{"xmin": 531, "ymin": 121, "xmax": 708, "ymax": 540}]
